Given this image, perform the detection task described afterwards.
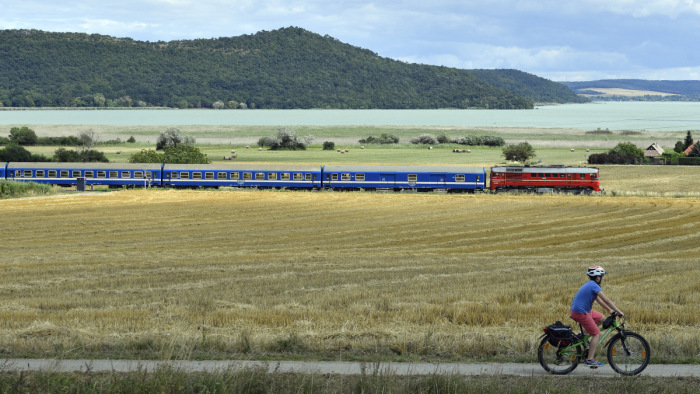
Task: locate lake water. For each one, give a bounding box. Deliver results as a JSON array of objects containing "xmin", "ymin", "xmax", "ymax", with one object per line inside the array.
[{"xmin": 1, "ymin": 102, "xmax": 699, "ymax": 131}]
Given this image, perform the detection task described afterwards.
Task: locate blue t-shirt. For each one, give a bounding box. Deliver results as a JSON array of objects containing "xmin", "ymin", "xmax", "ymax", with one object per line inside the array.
[{"xmin": 570, "ymin": 280, "xmax": 602, "ymax": 313}]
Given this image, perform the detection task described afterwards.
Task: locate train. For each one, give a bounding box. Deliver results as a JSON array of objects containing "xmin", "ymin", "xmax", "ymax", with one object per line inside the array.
[{"xmin": 1, "ymin": 162, "xmax": 600, "ymax": 193}]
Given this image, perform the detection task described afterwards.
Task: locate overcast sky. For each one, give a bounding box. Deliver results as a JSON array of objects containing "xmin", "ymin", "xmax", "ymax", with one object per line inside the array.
[{"xmin": 3, "ymin": 0, "xmax": 699, "ymax": 81}]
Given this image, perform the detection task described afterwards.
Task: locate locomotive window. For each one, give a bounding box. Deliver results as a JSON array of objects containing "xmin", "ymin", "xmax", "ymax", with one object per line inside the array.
[
  {"xmin": 60, "ymin": 170, "xmax": 69, "ymax": 178},
  {"xmin": 580, "ymin": 174, "xmax": 585, "ymax": 179},
  {"xmin": 332, "ymin": 173, "xmax": 338, "ymax": 181},
  {"xmin": 231, "ymin": 172, "xmax": 239, "ymax": 180},
  {"xmin": 217, "ymin": 172, "xmax": 227, "ymax": 179},
  {"xmin": 72, "ymin": 170, "xmax": 81, "ymax": 177},
  {"xmin": 456, "ymin": 175, "xmax": 465, "ymax": 182},
  {"xmin": 97, "ymin": 171, "xmax": 107, "ymax": 178},
  {"xmin": 180, "ymin": 172, "xmax": 189, "ymax": 179},
  {"xmin": 530, "ymin": 173, "xmax": 537, "ymax": 177},
  {"xmin": 24, "ymin": 170, "xmax": 33, "ymax": 177},
  {"xmin": 36, "ymin": 170, "xmax": 45, "ymax": 177},
  {"xmin": 280, "ymin": 173, "xmax": 290, "ymax": 180},
  {"xmin": 269, "ymin": 173, "xmax": 277, "ymax": 180},
  {"xmin": 293, "ymin": 173, "xmax": 303, "ymax": 181},
  {"xmin": 48, "ymin": 170, "xmax": 57, "ymax": 177},
  {"xmin": 243, "ymin": 172, "xmax": 252, "ymax": 180},
  {"xmin": 256, "ymin": 173, "xmax": 265, "ymax": 180},
  {"xmin": 205, "ymin": 172, "xmax": 215, "ymax": 179},
  {"xmin": 591, "ymin": 173, "xmax": 598, "ymax": 179},
  {"xmin": 85, "ymin": 171, "xmax": 95, "ymax": 178},
  {"xmin": 408, "ymin": 174, "xmax": 418, "ymax": 182},
  {"xmin": 356, "ymin": 174, "xmax": 365, "ymax": 181}
]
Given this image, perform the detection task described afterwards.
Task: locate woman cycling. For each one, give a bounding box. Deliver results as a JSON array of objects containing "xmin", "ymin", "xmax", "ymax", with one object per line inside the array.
[{"xmin": 570, "ymin": 265, "xmax": 625, "ymax": 368}]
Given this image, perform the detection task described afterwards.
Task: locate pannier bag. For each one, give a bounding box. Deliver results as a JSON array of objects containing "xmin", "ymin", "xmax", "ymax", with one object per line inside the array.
[
  {"xmin": 545, "ymin": 321, "xmax": 574, "ymax": 347},
  {"xmin": 602, "ymin": 314, "xmax": 616, "ymax": 329}
]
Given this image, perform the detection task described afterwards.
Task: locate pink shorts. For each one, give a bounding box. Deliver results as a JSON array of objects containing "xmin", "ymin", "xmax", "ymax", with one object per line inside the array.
[{"xmin": 570, "ymin": 309, "xmax": 604, "ymax": 335}]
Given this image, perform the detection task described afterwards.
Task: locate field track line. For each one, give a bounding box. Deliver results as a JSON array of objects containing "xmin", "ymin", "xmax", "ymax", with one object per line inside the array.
[{"xmin": 2, "ymin": 359, "xmax": 699, "ymax": 377}]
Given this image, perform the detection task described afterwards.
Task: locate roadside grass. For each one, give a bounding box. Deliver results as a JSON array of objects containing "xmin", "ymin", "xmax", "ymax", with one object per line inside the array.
[
  {"xmin": 1, "ymin": 190, "xmax": 698, "ymax": 362},
  {"xmin": 0, "ymin": 180, "xmax": 56, "ymax": 199},
  {"xmin": 0, "ymin": 368, "xmax": 699, "ymax": 393}
]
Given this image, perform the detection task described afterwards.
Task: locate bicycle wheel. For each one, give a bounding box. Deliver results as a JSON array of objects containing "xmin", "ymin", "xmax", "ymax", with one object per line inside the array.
[
  {"xmin": 537, "ymin": 337, "xmax": 582, "ymax": 375},
  {"xmin": 606, "ymin": 331, "xmax": 650, "ymax": 376}
]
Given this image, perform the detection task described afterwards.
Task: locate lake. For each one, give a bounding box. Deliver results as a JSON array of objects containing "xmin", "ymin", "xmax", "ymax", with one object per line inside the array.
[{"xmin": 1, "ymin": 102, "xmax": 700, "ymax": 131}]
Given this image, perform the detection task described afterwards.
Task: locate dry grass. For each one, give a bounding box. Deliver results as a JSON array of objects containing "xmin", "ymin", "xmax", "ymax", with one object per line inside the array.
[{"xmin": 1, "ymin": 190, "xmax": 699, "ymax": 362}]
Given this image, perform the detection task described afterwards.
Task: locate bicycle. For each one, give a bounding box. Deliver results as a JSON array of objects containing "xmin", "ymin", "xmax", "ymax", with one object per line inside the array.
[{"xmin": 537, "ymin": 312, "xmax": 650, "ymax": 375}]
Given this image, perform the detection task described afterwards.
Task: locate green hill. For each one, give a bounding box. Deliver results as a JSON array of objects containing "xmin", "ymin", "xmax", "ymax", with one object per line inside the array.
[{"xmin": 0, "ymin": 27, "xmax": 580, "ymax": 109}]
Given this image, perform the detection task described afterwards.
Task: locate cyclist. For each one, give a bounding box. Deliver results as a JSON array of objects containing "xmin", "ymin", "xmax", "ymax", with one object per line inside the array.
[{"xmin": 570, "ymin": 265, "xmax": 625, "ymax": 368}]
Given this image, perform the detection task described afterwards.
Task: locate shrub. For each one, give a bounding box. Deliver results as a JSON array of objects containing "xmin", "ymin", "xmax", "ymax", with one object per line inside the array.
[
  {"xmin": 358, "ymin": 133, "xmax": 399, "ymax": 144},
  {"xmin": 411, "ymin": 134, "xmax": 438, "ymax": 145},
  {"xmin": 322, "ymin": 141, "xmax": 335, "ymax": 150}
]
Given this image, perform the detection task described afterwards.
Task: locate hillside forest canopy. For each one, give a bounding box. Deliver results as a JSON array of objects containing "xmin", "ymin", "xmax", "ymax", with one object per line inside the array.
[{"xmin": 0, "ymin": 27, "xmax": 586, "ymax": 110}]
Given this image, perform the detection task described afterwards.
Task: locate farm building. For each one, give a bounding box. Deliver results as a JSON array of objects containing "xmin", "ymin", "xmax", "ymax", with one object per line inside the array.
[
  {"xmin": 644, "ymin": 143, "xmax": 664, "ymax": 158},
  {"xmin": 683, "ymin": 141, "xmax": 699, "ymax": 156}
]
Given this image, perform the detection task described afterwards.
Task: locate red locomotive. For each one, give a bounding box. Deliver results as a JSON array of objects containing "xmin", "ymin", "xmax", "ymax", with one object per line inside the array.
[{"xmin": 490, "ymin": 165, "xmax": 600, "ymax": 193}]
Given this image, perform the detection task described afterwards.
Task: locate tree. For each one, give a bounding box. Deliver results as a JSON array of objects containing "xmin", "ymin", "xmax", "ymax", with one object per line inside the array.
[
  {"xmin": 156, "ymin": 128, "xmax": 195, "ymax": 150},
  {"xmin": 674, "ymin": 140, "xmax": 686, "ymax": 153},
  {"xmin": 265, "ymin": 127, "xmax": 313, "ymax": 150},
  {"xmin": 502, "ymin": 142, "xmax": 536, "ymax": 163},
  {"xmin": 690, "ymin": 142, "xmax": 700, "ymax": 158},
  {"xmin": 0, "ymin": 144, "xmax": 33, "ymax": 161},
  {"xmin": 9, "ymin": 126, "xmax": 38, "ymax": 145},
  {"xmin": 609, "ymin": 142, "xmax": 644, "ymax": 162},
  {"xmin": 162, "ymin": 145, "xmax": 210, "ymax": 164},
  {"xmin": 79, "ymin": 130, "xmax": 97, "ymax": 150},
  {"xmin": 684, "ymin": 131, "xmax": 694, "ymax": 150},
  {"xmin": 129, "ymin": 149, "xmax": 165, "ymax": 163}
]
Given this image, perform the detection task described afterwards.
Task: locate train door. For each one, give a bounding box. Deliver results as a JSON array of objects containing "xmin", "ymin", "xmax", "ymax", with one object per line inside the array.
[
  {"xmin": 381, "ymin": 173, "xmax": 395, "ymax": 188},
  {"xmin": 430, "ymin": 173, "xmax": 446, "ymax": 188}
]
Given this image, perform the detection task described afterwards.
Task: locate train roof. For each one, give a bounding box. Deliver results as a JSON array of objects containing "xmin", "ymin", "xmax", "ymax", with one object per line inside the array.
[
  {"xmin": 323, "ymin": 165, "xmax": 485, "ymax": 173},
  {"xmin": 490, "ymin": 166, "xmax": 598, "ymax": 174},
  {"xmin": 162, "ymin": 164, "xmax": 321, "ymax": 171},
  {"xmin": 8, "ymin": 162, "xmax": 162, "ymax": 170}
]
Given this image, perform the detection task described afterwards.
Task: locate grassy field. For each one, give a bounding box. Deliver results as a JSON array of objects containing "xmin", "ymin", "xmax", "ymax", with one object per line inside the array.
[
  {"xmin": 1, "ymin": 369, "xmax": 698, "ymax": 393},
  {"xmin": 1, "ymin": 189, "xmax": 698, "ymax": 363}
]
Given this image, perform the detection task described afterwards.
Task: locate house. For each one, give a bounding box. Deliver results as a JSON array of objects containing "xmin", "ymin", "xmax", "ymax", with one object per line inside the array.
[
  {"xmin": 644, "ymin": 143, "xmax": 664, "ymax": 158},
  {"xmin": 683, "ymin": 141, "xmax": 698, "ymax": 156}
]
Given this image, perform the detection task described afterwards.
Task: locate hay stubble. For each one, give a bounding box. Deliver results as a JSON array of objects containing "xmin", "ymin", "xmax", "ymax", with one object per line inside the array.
[{"xmin": 1, "ymin": 190, "xmax": 698, "ymax": 360}]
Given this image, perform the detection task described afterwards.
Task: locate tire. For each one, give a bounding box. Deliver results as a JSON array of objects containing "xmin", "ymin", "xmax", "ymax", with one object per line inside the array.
[
  {"xmin": 606, "ymin": 331, "xmax": 650, "ymax": 376},
  {"xmin": 537, "ymin": 337, "xmax": 582, "ymax": 375}
]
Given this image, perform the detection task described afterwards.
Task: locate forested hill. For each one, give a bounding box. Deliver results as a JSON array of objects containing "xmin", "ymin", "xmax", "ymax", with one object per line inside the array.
[{"xmin": 1, "ymin": 27, "xmax": 580, "ymax": 109}]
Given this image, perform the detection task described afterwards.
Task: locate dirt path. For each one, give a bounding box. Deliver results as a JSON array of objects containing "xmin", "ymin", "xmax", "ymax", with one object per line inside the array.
[{"xmin": 2, "ymin": 359, "xmax": 698, "ymax": 377}]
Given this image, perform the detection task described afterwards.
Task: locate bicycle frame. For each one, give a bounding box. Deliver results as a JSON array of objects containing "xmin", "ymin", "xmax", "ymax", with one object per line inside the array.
[{"xmin": 556, "ymin": 316, "xmax": 624, "ymax": 358}]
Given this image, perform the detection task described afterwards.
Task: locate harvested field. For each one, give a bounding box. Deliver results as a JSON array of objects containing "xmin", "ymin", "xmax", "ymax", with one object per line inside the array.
[{"xmin": 1, "ymin": 190, "xmax": 699, "ymax": 362}]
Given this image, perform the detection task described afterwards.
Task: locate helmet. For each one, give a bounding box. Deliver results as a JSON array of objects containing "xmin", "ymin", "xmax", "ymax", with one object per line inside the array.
[{"xmin": 587, "ymin": 265, "xmax": 606, "ymax": 277}]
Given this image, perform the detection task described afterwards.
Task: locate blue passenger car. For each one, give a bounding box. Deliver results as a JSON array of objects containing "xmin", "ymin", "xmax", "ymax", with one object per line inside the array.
[
  {"xmin": 0, "ymin": 162, "xmax": 7, "ymax": 180},
  {"xmin": 162, "ymin": 164, "xmax": 323, "ymax": 189},
  {"xmin": 6, "ymin": 163, "xmax": 163, "ymax": 187},
  {"xmin": 322, "ymin": 165, "xmax": 486, "ymax": 192}
]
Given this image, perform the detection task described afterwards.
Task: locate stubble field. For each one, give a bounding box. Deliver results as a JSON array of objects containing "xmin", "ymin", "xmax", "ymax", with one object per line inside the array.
[{"xmin": 1, "ymin": 189, "xmax": 699, "ymax": 362}]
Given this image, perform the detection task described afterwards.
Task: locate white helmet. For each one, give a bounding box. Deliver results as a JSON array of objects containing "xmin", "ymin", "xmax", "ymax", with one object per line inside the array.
[{"xmin": 587, "ymin": 265, "xmax": 606, "ymax": 277}]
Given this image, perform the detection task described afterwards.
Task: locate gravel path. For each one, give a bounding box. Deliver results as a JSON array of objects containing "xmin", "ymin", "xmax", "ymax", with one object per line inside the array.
[{"xmin": 2, "ymin": 359, "xmax": 698, "ymax": 377}]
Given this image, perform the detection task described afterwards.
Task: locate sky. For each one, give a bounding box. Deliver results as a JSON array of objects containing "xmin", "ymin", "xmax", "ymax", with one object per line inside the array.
[{"xmin": 2, "ymin": 0, "xmax": 700, "ymax": 81}]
